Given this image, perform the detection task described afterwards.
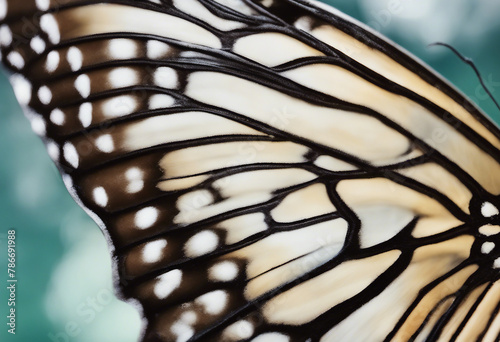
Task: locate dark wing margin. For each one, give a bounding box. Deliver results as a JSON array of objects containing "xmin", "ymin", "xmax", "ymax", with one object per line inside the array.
[{"xmin": 1, "ymin": 0, "xmax": 500, "ymax": 341}]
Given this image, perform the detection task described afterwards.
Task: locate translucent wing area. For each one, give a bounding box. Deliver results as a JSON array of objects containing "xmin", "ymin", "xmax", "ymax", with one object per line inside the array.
[{"xmin": 1, "ymin": 0, "xmax": 500, "ymax": 341}]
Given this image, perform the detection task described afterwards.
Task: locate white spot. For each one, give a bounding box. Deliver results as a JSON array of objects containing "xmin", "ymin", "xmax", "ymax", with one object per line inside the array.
[
  {"xmin": 108, "ymin": 39, "xmax": 138, "ymax": 59},
  {"xmin": 171, "ymin": 311, "xmax": 198, "ymax": 342},
  {"xmin": 135, "ymin": 207, "xmax": 159, "ymax": 229},
  {"xmin": 7, "ymin": 51, "xmax": 24, "ymax": 69},
  {"xmin": 154, "ymin": 269, "xmax": 182, "ymax": 299},
  {"xmin": 149, "ymin": 94, "xmax": 176, "ymax": 110},
  {"xmin": 142, "ymin": 239, "xmax": 167, "ymax": 263},
  {"xmin": 40, "ymin": 14, "xmax": 60, "ymax": 44},
  {"xmin": 50, "ymin": 108, "xmax": 65, "ymax": 125},
  {"xmin": 481, "ymin": 242, "xmax": 495, "ymax": 254},
  {"xmin": 171, "ymin": 321, "xmax": 194, "ymax": 342},
  {"xmin": 195, "ymin": 290, "xmax": 227, "ymax": 315},
  {"xmin": 185, "ymin": 230, "xmax": 219, "ymax": 257},
  {"xmin": 75, "ymin": 74, "xmax": 91, "ymax": 98},
  {"xmin": 92, "ymin": 186, "xmax": 108, "ymax": 207},
  {"xmin": 482, "ymin": 202, "xmax": 499, "ymax": 218},
  {"xmin": 294, "ymin": 16, "xmax": 313, "ymax": 31},
  {"xmin": 0, "ymin": 25, "xmax": 12, "ymax": 46},
  {"xmin": 154, "ymin": 67, "xmax": 178, "ymax": 89},
  {"xmin": 0, "ymin": 0, "xmax": 6, "ymax": 21},
  {"xmin": 38, "ymin": 86, "xmax": 52, "ymax": 105},
  {"xmin": 79, "ymin": 103, "xmax": 92, "ymax": 127},
  {"xmin": 95, "ymin": 134, "xmax": 115, "ymax": 153},
  {"xmin": 224, "ymin": 320, "xmax": 254, "ymax": 340},
  {"xmin": 67, "ymin": 47, "xmax": 83, "ymax": 71},
  {"xmin": 494, "ymin": 258, "xmax": 500, "ymax": 269},
  {"xmin": 30, "ymin": 36, "xmax": 46, "ymax": 54},
  {"xmin": 63, "ymin": 143, "xmax": 79, "ymax": 168},
  {"xmin": 47, "ymin": 141, "xmax": 59, "ymax": 160},
  {"xmin": 30, "ymin": 115, "xmax": 46, "ymax": 135},
  {"xmin": 479, "ymin": 225, "xmax": 500, "ymax": 236},
  {"xmin": 36, "ymin": 0, "xmax": 50, "ymax": 11},
  {"xmin": 45, "ymin": 50, "xmax": 60, "ymax": 72},
  {"xmin": 251, "ymin": 333, "xmax": 290, "ymax": 342},
  {"xmin": 209, "ymin": 261, "xmax": 238, "ymax": 282},
  {"xmin": 108, "ymin": 67, "xmax": 138, "ymax": 88},
  {"xmin": 10, "ymin": 74, "xmax": 32, "ymax": 106},
  {"xmin": 125, "ymin": 167, "xmax": 144, "ymax": 194},
  {"xmin": 147, "ymin": 40, "xmax": 171, "ymax": 59},
  {"xmin": 102, "ymin": 95, "xmax": 137, "ymax": 117},
  {"xmin": 261, "ymin": 0, "xmax": 274, "ymax": 7}
]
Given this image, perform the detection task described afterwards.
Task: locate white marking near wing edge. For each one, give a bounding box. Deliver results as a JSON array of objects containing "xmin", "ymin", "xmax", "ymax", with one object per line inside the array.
[
  {"xmin": 63, "ymin": 142, "xmax": 79, "ymax": 168},
  {"xmin": 38, "ymin": 86, "xmax": 52, "ymax": 105},
  {"xmin": 31, "ymin": 36, "xmax": 46, "ymax": 54},
  {"xmin": 154, "ymin": 269, "xmax": 183, "ymax": 299},
  {"xmin": 147, "ymin": 40, "xmax": 171, "ymax": 59},
  {"xmin": 135, "ymin": 207, "xmax": 159, "ymax": 229},
  {"xmin": 173, "ymin": 0, "xmax": 246, "ymax": 31},
  {"xmin": 195, "ymin": 290, "xmax": 228, "ymax": 315},
  {"xmin": 40, "ymin": 14, "xmax": 60, "ymax": 44},
  {"xmin": 142, "ymin": 239, "xmax": 167, "ymax": 263},
  {"xmin": 109, "ymin": 67, "xmax": 138, "ymax": 88},
  {"xmin": 67, "ymin": 47, "xmax": 83, "ymax": 71},
  {"xmin": 185, "ymin": 230, "xmax": 219, "ymax": 257},
  {"xmin": 10, "ymin": 74, "xmax": 32, "ymax": 106},
  {"xmin": 75, "ymin": 74, "xmax": 91, "ymax": 98},
  {"xmin": 95, "ymin": 134, "xmax": 115, "ymax": 153},
  {"xmin": 50, "ymin": 109, "xmax": 65, "ymax": 125},
  {"xmin": 482, "ymin": 202, "xmax": 499, "ymax": 218},
  {"xmin": 209, "ymin": 261, "xmax": 239, "ymax": 282},
  {"xmin": 45, "ymin": 51, "xmax": 60, "ymax": 72},
  {"xmin": 108, "ymin": 39, "xmax": 138, "ymax": 59},
  {"xmin": 251, "ymin": 333, "xmax": 290, "ymax": 342},
  {"xmin": 223, "ymin": 320, "xmax": 254, "ymax": 340},
  {"xmin": 92, "ymin": 186, "xmax": 108, "ymax": 207},
  {"xmin": 0, "ymin": 25, "xmax": 12, "ymax": 46},
  {"xmin": 79, "ymin": 103, "xmax": 93, "ymax": 127},
  {"xmin": 0, "ymin": 0, "xmax": 6, "ymax": 21}
]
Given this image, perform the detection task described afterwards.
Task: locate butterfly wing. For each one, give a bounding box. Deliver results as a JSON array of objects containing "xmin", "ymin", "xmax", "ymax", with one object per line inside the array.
[{"xmin": 1, "ymin": 0, "xmax": 500, "ymax": 341}]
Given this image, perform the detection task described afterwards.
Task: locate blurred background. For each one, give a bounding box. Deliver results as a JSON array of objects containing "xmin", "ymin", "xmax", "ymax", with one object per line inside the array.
[{"xmin": 0, "ymin": 1, "xmax": 499, "ymax": 341}]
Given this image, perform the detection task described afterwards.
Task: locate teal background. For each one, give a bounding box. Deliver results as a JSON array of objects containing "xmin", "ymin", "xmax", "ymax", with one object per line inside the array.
[{"xmin": 0, "ymin": 1, "xmax": 499, "ymax": 341}]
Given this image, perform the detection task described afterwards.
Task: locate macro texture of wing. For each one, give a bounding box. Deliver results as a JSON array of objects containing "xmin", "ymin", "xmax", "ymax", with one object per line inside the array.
[{"xmin": 1, "ymin": 0, "xmax": 500, "ymax": 341}]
